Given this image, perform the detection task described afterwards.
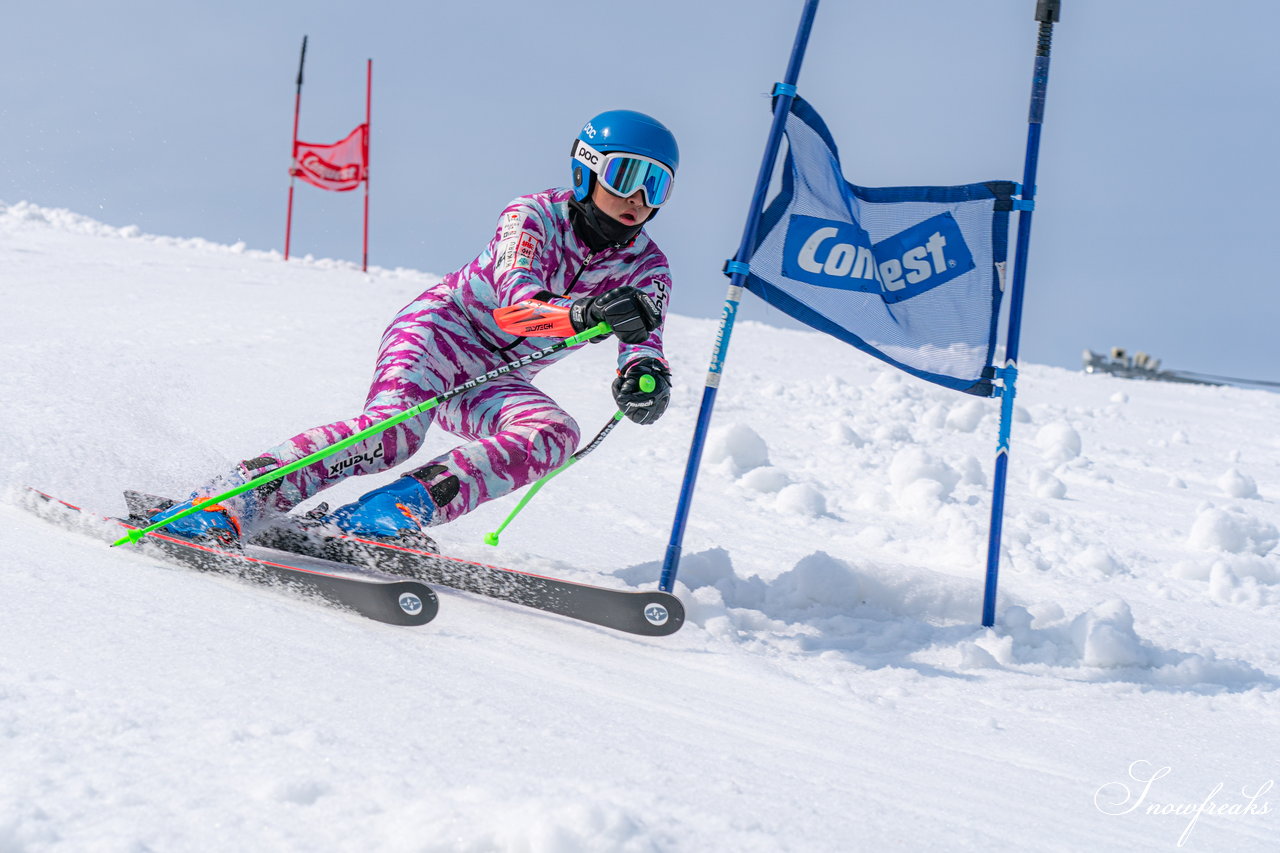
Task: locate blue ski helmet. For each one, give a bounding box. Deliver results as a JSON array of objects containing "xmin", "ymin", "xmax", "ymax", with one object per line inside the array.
[{"xmin": 570, "ymin": 110, "xmax": 679, "ymax": 205}]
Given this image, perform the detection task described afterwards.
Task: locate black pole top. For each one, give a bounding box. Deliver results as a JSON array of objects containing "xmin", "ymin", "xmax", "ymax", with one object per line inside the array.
[
  {"xmin": 296, "ymin": 35, "xmax": 308, "ymax": 88},
  {"xmin": 1036, "ymin": 0, "xmax": 1061, "ymax": 23}
]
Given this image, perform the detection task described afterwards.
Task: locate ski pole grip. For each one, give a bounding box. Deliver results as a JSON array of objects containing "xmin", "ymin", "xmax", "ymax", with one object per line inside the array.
[
  {"xmin": 569, "ymin": 321, "xmax": 611, "ymax": 345},
  {"xmin": 639, "ymin": 375, "xmax": 656, "ymax": 393}
]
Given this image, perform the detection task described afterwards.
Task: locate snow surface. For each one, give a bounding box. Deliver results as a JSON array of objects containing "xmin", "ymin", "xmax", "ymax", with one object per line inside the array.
[{"xmin": 1, "ymin": 200, "xmax": 1278, "ymax": 851}]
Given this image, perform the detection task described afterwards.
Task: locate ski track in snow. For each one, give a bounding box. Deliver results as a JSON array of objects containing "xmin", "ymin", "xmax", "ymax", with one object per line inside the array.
[{"xmin": 1, "ymin": 200, "xmax": 1278, "ymax": 851}]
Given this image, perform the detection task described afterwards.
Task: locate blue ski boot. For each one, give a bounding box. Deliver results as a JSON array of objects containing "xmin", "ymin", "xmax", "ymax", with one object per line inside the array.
[
  {"xmin": 138, "ymin": 456, "xmax": 280, "ymax": 549},
  {"xmin": 326, "ymin": 474, "xmax": 441, "ymax": 549},
  {"xmin": 147, "ymin": 495, "xmax": 245, "ymax": 548}
]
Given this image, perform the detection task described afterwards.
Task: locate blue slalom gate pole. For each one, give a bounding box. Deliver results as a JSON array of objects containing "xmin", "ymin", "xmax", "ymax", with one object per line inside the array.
[
  {"xmin": 659, "ymin": 0, "xmax": 821, "ymax": 593},
  {"xmin": 982, "ymin": 0, "xmax": 1062, "ymax": 627}
]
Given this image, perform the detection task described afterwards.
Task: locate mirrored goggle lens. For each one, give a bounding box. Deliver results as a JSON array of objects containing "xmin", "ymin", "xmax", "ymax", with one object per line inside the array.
[{"xmin": 599, "ymin": 156, "xmax": 674, "ymax": 207}]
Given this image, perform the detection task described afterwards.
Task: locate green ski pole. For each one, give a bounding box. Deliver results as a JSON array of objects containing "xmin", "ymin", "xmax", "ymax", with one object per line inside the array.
[
  {"xmin": 484, "ymin": 374, "xmax": 655, "ymax": 546},
  {"xmin": 112, "ymin": 322, "xmax": 612, "ymax": 547}
]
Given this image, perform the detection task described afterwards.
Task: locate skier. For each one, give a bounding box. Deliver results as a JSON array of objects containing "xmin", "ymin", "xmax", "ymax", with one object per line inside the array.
[{"xmin": 150, "ymin": 109, "xmax": 678, "ymax": 548}]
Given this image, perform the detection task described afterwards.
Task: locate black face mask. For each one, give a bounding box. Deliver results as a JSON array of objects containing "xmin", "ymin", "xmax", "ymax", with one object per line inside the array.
[{"xmin": 568, "ymin": 194, "xmax": 645, "ymax": 253}]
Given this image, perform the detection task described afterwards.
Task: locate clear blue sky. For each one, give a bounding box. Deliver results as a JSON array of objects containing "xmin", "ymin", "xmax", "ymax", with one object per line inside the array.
[{"xmin": 5, "ymin": 1, "xmax": 1278, "ymax": 380}]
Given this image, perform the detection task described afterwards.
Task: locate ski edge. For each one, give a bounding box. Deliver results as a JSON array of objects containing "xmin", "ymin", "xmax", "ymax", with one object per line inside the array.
[{"xmin": 256, "ymin": 524, "xmax": 686, "ymax": 637}]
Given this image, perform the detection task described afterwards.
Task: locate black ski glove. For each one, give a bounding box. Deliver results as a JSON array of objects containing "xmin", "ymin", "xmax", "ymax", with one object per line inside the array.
[
  {"xmin": 612, "ymin": 357, "xmax": 672, "ymax": 425},
  {"xmin": 569, "ymin": 286, "xmax": 661, "ymax": 345}
]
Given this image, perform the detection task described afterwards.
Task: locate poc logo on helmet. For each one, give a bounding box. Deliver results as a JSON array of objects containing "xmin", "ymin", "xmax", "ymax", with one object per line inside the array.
[
  {"xmin": 572, "ymin": 140, "xmax": 601, "ymax": 168},
  {"xmin": 781, "ymin": 212, "xmax": 975, "ymax": 304},
  {"xmin": 582, "ymin": 122, "xmax": 597, "ymax": 139}
]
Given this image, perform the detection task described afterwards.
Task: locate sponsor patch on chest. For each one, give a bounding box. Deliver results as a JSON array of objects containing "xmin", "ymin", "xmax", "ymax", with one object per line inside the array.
[
  {"xmin": 514, "ymin": 233, "xmax": 539, "ymax": 269},
  {"xmin": 495, "ymin": 215, "xmax": 542, "ymax": 274}
]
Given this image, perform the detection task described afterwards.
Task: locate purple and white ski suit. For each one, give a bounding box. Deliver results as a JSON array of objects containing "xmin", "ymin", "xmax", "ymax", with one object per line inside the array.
[{"xmin": 247, "ymin": 187, "xmax": 672, "ymax": 525}]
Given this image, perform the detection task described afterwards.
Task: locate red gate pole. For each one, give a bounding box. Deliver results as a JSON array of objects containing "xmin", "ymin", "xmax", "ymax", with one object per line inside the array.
[
  {"xmin": 362, "ymin": 59, "xmax": 371, "ymax": 272},
  {"xmin": 284, "ymin": 36, "xmax": 307, "ymax": 262}
]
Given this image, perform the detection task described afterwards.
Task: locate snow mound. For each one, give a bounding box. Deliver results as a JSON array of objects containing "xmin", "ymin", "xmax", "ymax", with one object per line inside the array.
[
  {"xmin": 1188, "ymin": 505, "xmax": 1278, "ymax": 555},
  {"xmin": 614, "ymin": 547, "xmax": 736, "ymax": 592},
  {"xmin": 737, "ymin": 466, "xmax": 790, "ymax": 494},
  {"xmin": 742, "ymin": 551, "xmax": 864, "ymax": 616},
  {"xmin": 1030, "ymin": 468, "xmax": 1068, "ymax": 500},
  {"xmin": 473, "ymin": 798, "xmax": 663, "ymax": 852},
  {"xmin": 1206, "ymin": 560, "xmax": 1280, "ymax": 607},
  {"xmin": 1218, "ymin": 467, "xmax": 1260, "ymax": 499},
  {"xmin": 775, "ymin": 483, "xmax": 827, "ymax": 517},
  {"xmin": 705, "ymin": 423, "xmax": 770, "ymax": 474},
  {"xmin": 642, "ymin": 549, "xmax": 981, "ymax": 633},
  {"xmin": 889, "ymin": 446, "xmax": 960, "ymax": 504},
  {"xmin": 960, "ymin": 601, "xmax": 1270, "ymax": 690},
  {"xmin": 829, "ymin": 423, "xmax": 865, "ymax": 447},
  {"xmin": 1069, "ymin": 545, "xmax": 1125, "ymax": 577},
  {"xmin": 944, "ymin": 399, "xmax": 987, "ymax": 432},
  {"xmin": 1036, "ymin": 421, "xmax": 1082, "ymax": 465},
  {"xmin": 958, "ymin": 455, "xmax": 987, "ymax": 487}
]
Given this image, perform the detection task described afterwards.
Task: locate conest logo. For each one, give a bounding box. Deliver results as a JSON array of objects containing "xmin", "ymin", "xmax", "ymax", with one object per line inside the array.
[
  {"xmin": 398, "ymin": 593, "xmax": 423, "ymax": 615},
  {"xmin": 781, "ymin": 212, "xmax": 974, "ymax": 303},
  {"xmin": 643, "ymin": 603, "xmax": 669, "ymax": 626}
]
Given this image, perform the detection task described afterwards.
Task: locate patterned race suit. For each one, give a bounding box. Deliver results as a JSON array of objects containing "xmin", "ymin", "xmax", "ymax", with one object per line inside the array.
[{"xmin": 237, "ymin": 188, "xmax": 671, "ymax": 526}]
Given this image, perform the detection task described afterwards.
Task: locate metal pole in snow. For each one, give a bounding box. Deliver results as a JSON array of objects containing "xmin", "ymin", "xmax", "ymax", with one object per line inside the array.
[
  {"xmin": 284, "ymin": 35, "xmax": 307, "ymax": 262},
  {"xmin": 658, "ymin": 0, "xmax": 821, "ymax": 593},
  {"xmin": 982, "ymin": 0, "xmax": 1062, "ymax": 627},
  {"xmin": 362, "ymin": 58, "xmax": 371, "ymax": 272}
]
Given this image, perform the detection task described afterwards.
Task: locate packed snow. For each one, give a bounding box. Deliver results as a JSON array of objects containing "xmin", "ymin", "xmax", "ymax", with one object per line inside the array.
[{"xmin": 1, "ymin": 200, "xmax": 1277, "ymax": 851}]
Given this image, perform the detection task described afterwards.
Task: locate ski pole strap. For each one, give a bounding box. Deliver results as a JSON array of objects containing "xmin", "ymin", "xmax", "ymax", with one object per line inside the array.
[{"xmin": 112, "ymin": 321, "xmax": 613, "ymax": 546}]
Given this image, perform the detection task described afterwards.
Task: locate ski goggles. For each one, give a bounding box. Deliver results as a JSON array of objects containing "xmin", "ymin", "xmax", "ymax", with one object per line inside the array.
[{"xmin": 572, "ymin": 139, "xmax": 675, "ymax": 207}]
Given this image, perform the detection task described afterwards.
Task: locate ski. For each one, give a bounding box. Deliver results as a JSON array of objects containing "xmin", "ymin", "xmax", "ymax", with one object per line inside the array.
[
  {"xmin": 22, "ymin": 487, "xmax": 438, "ymax": 627},
  {"xmin": 253, "ymin": 520, "xmax": 685, "ymax": 637}
]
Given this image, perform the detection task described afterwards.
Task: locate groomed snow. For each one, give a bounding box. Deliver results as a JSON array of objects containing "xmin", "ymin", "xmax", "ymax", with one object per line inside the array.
[{"xmin": 1, "ymin": 200, "xmax": 1277, "ymax": 851}]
